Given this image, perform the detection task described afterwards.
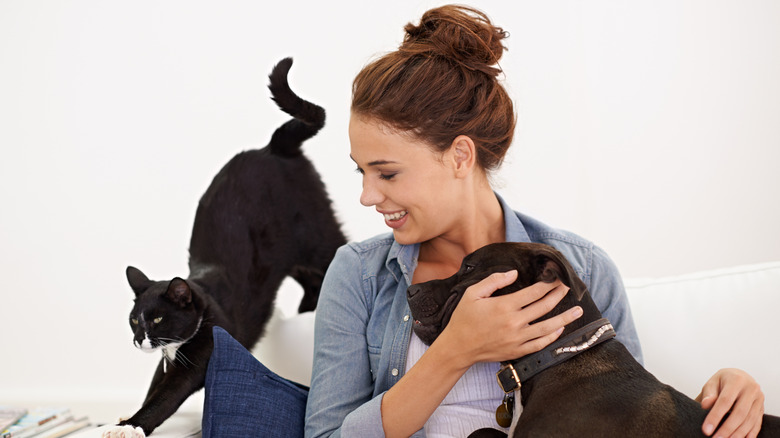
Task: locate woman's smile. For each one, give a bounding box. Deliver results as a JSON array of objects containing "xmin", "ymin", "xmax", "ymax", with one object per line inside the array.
[{"xmin": 382, "ymin": 210, "xmax": 409, "ymax": 228}]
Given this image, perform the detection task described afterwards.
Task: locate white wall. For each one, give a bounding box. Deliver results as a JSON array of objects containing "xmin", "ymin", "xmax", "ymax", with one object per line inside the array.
[{"xmin": 1, "ymin": 0, "xmax": 778, "ymax": 403}]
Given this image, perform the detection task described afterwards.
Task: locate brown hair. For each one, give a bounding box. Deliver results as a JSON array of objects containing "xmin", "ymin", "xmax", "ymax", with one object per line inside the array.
[{"xmin": 352, "ymin": 5, "xmax": 515, "ymax": 172}]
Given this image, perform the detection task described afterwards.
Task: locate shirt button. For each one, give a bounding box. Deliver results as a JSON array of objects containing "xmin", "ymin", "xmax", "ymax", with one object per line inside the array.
[
  {"xmin": 403, "ymin": 315, "xmax": 410, "ymax": 322},
  {"xmin": 391, "ymin": 368, "xmax": 399, "ymax": 376}
]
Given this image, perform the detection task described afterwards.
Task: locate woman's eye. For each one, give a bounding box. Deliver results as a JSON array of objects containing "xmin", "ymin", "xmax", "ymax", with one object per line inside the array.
[
  {"xmin": 379, "ymin": 173, "xmax": 397, "ymax": 181},
  {"xmin": 153, "ymin": 317, "xmax": 163, "ymax": 324}
]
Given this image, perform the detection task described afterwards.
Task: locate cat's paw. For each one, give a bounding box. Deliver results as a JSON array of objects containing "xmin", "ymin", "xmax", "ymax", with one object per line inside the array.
[{"xmin": 101, "ymin": 425, "xmax": 146, "ymax": 438}]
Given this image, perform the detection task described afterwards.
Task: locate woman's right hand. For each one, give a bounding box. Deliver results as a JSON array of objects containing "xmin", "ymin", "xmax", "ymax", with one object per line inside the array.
[{"xmin": 437, "ymin": 269, "xmax": 583, "ymax": 368}]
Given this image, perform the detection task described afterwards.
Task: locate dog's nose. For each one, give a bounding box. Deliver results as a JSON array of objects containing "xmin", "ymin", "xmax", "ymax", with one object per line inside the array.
[{"xmin": 407, "ymin": 285, "xmax": 422, "ymax": 299}]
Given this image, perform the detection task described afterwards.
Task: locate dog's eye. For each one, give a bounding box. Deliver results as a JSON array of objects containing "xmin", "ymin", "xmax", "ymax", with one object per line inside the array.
[{"xmin": 463, "ymin": 264, "xmax": 475, "ymax": 274}]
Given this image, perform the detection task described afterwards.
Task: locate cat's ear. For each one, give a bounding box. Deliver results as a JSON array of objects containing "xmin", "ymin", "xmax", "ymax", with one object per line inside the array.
[
  {"xmin": 166, "ymin": 278, "xmax": 193, "ymax": 308},
  {"xmin": 126, "ymin": 266, "xmax": 153, "ymax": 296}
]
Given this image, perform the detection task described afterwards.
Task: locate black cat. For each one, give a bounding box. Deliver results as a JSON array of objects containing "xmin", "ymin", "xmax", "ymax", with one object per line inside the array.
[{"xmin": 104, "ymin": 58, "xmax": 346, "ymax": 438}]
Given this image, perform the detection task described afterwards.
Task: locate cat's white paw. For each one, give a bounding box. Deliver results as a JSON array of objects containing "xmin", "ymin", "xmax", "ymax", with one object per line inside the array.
[{"xmin": 101, "ymin": 425, "xmax": 146, "ymax": 438}]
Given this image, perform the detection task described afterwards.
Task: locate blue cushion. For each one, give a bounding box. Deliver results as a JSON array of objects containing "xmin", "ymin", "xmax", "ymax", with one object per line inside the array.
[{"xmin": 203, "ymin": 326, "xmax": 309, "ymax": 437}]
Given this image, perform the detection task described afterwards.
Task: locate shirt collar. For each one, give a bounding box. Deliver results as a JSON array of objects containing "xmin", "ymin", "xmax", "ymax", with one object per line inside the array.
[
  {"xmin": 387, "ymin": 238, "xmax": 418, "ymax": 285},
  {"xmin": 497, "ymin": 193, "xmax": 532, "ymax": 244}
]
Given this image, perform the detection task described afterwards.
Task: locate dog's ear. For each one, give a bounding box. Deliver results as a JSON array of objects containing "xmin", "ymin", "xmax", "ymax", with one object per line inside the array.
[{"xmin": 537, "ymin": 251, "xmax": 587, "ymax": 301}]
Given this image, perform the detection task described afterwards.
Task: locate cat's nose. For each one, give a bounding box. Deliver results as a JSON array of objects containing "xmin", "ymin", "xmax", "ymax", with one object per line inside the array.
[{"xmin": 133, "ymin": 333, "xmax": 147, "ymax": 349}]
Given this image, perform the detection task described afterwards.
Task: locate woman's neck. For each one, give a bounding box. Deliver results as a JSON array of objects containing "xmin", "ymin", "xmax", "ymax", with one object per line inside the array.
[{"xmin": 417, "ymin": 190, "xmax": 504, "ymax": 276}]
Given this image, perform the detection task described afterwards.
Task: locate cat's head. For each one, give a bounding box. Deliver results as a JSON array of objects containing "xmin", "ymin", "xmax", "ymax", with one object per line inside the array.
[{"xmin": 125, "ymin": 266, "xmax": 203, "ymax": 353}]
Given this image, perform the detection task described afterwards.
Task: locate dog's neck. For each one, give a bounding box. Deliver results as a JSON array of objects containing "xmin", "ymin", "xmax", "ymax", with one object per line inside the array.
[
  {"xmin": 495, "ymin": 286, "xmax": 615, "ymax": 393},
  {"xmin": 496, "ymin": 317, "xmax": 615, "ymax": 391},
  {"xmin": 546, "ymin": 283, "xmax": 604, "ymax": 337}
]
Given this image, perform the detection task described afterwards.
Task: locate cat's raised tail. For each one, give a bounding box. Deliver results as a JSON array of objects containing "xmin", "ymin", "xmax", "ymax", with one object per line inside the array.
[{"xmin": 267, "ymin": 57, "xmax": 326, "ymax": 157}]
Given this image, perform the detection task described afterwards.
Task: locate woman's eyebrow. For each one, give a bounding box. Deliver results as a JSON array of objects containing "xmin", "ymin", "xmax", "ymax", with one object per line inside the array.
[{"xmin": 349, "ymin": 155, "xmax": 398, "ymax": 167}]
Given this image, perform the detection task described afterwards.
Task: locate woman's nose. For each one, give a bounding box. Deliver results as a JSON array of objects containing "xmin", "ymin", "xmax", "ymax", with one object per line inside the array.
[{"xmin": 360, "ymin": 178, "xmax": 382, "ymax": 207}]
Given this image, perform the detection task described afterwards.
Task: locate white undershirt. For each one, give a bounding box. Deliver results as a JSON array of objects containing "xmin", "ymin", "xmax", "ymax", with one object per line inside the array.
[{"xmin": 405, "ymin": 332, "xmax": 509, "ymax": 437}]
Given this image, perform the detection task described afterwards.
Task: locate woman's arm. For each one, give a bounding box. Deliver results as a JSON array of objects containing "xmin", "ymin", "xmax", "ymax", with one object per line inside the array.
[
  {"xmin": 304, "ymin": 246, "xmax": 381, "ymax": 438},
  {"xmin": 380, "ymin": 270, "xmax": 582, "ymax": 438}
]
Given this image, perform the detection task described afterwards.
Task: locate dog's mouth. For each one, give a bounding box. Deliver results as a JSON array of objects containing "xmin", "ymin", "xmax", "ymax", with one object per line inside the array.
[
  {"xmin": 413, "ymin": 290, "xmax": 458, "ymax": 321},
  {"xmin": 412, "ymin": 291, "xmax": 461, "ymax": 344}
]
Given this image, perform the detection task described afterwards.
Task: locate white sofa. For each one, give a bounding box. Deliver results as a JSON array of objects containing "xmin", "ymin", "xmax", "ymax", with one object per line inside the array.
[
  {"xmin": 75, "ymin": 261, "xmax": 779, "ymax": 436},
  {"xmin": 256, "ymin": 261, "xmax": 780, "ymax": 416}
]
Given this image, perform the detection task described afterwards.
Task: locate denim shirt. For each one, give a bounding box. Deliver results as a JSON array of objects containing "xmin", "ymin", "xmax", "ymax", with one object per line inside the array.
[{"xmin": 304, "ymin": 195, "xmax": 643, "ymax": 438}]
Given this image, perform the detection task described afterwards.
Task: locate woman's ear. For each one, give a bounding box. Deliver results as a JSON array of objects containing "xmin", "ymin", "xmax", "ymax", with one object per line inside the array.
[{"xmin": 449, "ymin": 135, "xmax": 477, "ymax": 177}]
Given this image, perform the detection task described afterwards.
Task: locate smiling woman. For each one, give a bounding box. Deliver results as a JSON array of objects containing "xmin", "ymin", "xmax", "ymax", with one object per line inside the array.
[
  {"xmin": 304, "ymin": 4, "xmax": 769, "ymax": 438},
  {"xmin": 306, "ymin": 5, "xmax": 626, "ymax": 438}
]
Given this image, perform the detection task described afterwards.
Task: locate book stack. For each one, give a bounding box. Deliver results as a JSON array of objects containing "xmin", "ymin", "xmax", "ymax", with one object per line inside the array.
[{"xmin": 0, "ymin": 407, "xmax": 91, "ymax": 438}]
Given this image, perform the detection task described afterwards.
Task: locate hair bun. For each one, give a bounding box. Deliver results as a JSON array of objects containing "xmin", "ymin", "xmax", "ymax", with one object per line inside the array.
[{"xmin": 401, "ymin": 5, "xmax": 508, "ymax": 76}]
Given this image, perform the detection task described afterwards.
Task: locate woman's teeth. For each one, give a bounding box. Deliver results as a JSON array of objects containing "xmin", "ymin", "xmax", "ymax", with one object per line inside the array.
[{"xmin": 384, "ymin": 211, "xmax": 408, "ymax": 221}]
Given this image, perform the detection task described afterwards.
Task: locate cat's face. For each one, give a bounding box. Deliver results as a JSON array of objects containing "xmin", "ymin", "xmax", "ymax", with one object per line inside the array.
[{"xmin": 126, "ymin": 267, "xmax": 202, "ymax": 353}]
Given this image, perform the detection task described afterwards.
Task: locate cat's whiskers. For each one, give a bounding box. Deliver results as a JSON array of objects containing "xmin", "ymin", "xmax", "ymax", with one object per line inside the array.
[
  {"xmin": 174, "ymin": 349, "xmax": 195, "ymax": 369},
  {"xmin": 157, "ymin": 336, "xmax": 186, "ymax": 344},
  {"xmin": 155, "ymin": 318, "xmax": 202, "ymax": 373}
]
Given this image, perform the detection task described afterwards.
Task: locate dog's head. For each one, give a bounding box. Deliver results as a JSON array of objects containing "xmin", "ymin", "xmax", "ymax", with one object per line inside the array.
[{"xmin": 407, "ymin": 242, "xmax": 587, "ymax": 345}]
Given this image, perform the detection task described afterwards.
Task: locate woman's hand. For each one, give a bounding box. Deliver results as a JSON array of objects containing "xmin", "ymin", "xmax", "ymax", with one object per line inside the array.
[
  {"xmin": 438, "ymin": 269, "xmax": 583, "ymax": 367},
  {"xmin": 696, "ymin": 368, "xmax": 765, "ymax": 437}
]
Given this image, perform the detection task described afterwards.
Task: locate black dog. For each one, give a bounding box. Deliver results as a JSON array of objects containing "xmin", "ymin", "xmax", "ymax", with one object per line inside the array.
[{"xmin": 407, "ymin": 242, "xmax": 780, "ymax": 437}]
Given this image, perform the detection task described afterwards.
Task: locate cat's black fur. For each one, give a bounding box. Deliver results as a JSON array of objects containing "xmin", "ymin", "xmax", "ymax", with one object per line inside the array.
[{"xmin": 115, "ymin": 58, "xmax": 346, "ymax": 436}]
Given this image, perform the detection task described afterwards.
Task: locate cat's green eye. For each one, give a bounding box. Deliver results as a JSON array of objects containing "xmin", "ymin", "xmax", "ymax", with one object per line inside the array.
[
  {"xmin": 153, "ymin": 317, "xmax": 163, "ymax": 324},
  {"xmin": 131, "ymin": 318, "xmax": 139, "ymax": 325}
]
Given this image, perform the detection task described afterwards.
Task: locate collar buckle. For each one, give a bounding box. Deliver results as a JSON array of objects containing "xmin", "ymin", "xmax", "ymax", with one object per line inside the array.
[{"xmin": 496, "ymin": 363, "xmax": 521, "ymax": 393}]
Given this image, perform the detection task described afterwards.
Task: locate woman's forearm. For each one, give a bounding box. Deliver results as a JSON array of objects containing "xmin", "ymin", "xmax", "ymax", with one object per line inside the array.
[{"xmin": 380, "ymin": 335, "xmax": 471, "ymax": 438}]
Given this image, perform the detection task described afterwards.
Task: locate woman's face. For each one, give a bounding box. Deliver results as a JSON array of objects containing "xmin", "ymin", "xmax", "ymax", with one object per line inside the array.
[{"xmin": 349, "ymin": 115, "xmax": 462, "ymax": 245}]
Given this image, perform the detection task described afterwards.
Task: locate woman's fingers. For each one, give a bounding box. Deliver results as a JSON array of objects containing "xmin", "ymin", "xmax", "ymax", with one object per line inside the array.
[
  {"xmin": 698, "ymin": 368, "xmax": 765, "ymax": 437},
  {"xmin": 515, "ymin": 281, "xmax": 569, "ymax": 313},
  {"xmin": 506, "ymin": 278, "xmax": 568, "ymax": 309},
  {"xmin": 463, "ymin": 271, "xmax": 566, "ymax": 308},
  {"xmin": 509, "ymin": 306, "xmax": 583, "ymax": 358},
  {"xmin": 463, "ymin": 270, "xmax": 519, "ymax": 299}
]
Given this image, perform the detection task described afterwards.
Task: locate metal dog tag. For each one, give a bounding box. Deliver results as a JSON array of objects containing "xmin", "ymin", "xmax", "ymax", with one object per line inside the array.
[{"xmin": 495, "ymin": 393, "xmax": 514, "ymax": 428}]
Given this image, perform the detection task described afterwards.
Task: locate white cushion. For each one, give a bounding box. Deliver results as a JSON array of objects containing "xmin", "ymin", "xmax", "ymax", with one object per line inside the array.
[
  {"xmin": 252, "ymin": 308, "xmax": 316, "ymax": 387},
  {"xmin": 626, "ymin": 262, "xmax": 780, "ymax": 415}
]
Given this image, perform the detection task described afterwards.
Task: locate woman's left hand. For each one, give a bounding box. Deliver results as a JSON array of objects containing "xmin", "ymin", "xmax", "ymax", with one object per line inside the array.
[{"xmin": 696, "ymin": 368, "xmax": 765, "ymax": 437}]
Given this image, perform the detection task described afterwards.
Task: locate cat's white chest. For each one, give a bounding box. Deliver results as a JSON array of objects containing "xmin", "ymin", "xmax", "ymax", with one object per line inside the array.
[
  {"xmin": 163, "ymin": 344, "xmax": 180, "ymax": 362},
  {"xmin": 162, "ymin": 343, "xmax": 182, "ymax": 373}
]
